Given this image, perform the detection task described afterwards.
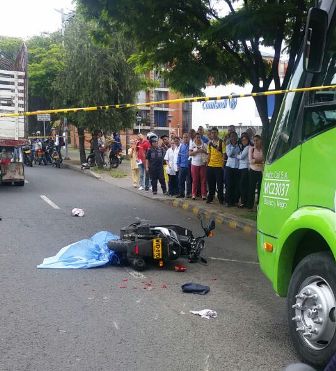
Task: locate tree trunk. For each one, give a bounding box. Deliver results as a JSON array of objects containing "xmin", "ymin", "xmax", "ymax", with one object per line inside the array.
[
  {"xmin": 77, "ymin": 127, "xmax": 86, "ymax": 164},
  {"xmin": 253, "ymin": 95, "xmax": 272, "ymax": 152},
  {"xmin": 92, "ymin": 135, "xmax": 104, "ymax": 168}
]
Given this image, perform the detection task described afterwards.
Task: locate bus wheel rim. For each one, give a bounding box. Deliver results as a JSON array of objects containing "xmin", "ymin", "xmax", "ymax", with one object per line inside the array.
[{"xmin": 292, "ymin": 275, "xmax": 336, "ymax": 351}]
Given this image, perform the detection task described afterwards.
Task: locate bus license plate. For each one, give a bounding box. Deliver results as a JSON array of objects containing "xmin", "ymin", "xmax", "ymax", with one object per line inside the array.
[{"xmin": 152, "ymin": 239, "xmax": 162, "ymax": 259}]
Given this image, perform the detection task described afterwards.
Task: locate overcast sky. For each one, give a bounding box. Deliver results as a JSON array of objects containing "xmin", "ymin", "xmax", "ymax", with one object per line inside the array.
[{"xmin": 0, "ymin": 0, "xmax": 76, "ymax": 39}]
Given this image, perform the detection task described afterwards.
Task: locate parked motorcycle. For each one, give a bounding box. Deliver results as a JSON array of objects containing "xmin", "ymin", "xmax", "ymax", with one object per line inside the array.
[
  {"xmin": 34, "ymin": 148, "xmax": 47, "ymax": 166},
  {"xmin": 86, "ymin": 148, "xmax": 107, "ymax": 167},
  {"xmin": 107, "ymin": 218, "xmax": 215, "ymax": 271},
  {"xmin": 22, "ymin": 145, "xmax": 33, "ymax": 167},
  {"xmin": 51, "ymin": 146, "xmax": 61, "ymax": 168},
  {"xmin": 109, "ymin": 150, "xmax": 122, "ymax": 169},
  {"xmin": 45, "ymin": 141, "xmax": 55, "ymax": 164}
]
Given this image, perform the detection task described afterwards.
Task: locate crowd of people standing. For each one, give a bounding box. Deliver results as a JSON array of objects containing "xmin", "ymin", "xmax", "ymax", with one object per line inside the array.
[{"xmin": 128, "ymin": 125, "xmax": 264, "ymax": 210}]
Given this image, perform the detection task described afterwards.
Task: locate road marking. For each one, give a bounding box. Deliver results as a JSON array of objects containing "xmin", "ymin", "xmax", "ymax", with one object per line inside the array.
[
  {"xmin": 209, "ymin": 257, "xmax": 258, "ymax": 265},
  {"xmin": 24, "ymin": 179, "xmax": 29, "ymax": 184},
  {"xmin": 204, "ymin": 354, "xmax": 210, "ymax": 371},
  {"xmin": 40, "ymin": 195, "xmax": 60, "ymax": 210},
  {"xmin": 113, "ymin": 321, "xmax": 119, "ymax": 330}
]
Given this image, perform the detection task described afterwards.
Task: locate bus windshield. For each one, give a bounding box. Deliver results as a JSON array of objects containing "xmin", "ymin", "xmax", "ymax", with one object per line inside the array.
[{"xmin": 268, "ymin": 9, "xmax": 336, "ymax": 163}]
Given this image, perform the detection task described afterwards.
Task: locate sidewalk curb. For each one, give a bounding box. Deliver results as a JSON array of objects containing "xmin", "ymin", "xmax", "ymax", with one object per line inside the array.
[
  {"xmin": 62, "ymin": 162, "xmax": 102, "ymax": 180},
  {"xmin": 64, "ymin": 162, "xmax": 256, "ymax": 235},
  {"xmin": 163, "ymin": 198, "xmax": 256, "ymax": 235}
]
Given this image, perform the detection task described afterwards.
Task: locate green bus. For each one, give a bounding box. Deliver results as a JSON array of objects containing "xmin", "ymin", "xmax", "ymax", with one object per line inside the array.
[{"xmin": 257, "ymin": 2, "xmax": 336, "ymax": 368}]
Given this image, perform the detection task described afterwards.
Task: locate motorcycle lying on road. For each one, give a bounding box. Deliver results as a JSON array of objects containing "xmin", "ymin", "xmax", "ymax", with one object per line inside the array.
[{"xmin": 107, "ymin": 218, "xmax": 215, "ymax": 271}]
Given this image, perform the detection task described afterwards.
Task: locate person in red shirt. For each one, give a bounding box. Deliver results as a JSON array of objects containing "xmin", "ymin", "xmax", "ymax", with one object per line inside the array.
[{"xmin": 136, "ymin": 134, "xmax": 150, "ymax": 190}]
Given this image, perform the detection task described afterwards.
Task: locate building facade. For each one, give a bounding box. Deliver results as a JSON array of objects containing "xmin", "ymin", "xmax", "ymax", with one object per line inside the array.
[
  {"xmin": 192, "ymin": 54, "xmax": 288, "ymax": 134},
  {"xmin": 0, "ymin": 44, "xmax": 28, "ymax": 139},
  {"xmin": 135, "ymin": 70, "xmax": 192, "ymax": 136}
]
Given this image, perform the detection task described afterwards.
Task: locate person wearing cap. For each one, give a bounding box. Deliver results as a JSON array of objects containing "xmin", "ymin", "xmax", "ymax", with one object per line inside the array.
[{"xmin": 146, "ymin": 138, "xmax": 167, "ymax": 195}]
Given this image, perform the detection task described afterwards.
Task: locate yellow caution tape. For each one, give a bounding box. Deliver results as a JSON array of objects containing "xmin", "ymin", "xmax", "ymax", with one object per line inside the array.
[{"xmin": 0, "ymin": 84, "xmax": 335, "ymax": 118}]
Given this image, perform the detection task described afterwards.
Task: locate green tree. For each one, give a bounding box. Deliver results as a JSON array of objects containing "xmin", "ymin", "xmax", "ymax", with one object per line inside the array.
[
  {"xmin": 55, "ymin": 14, "xmax": 141, "ymax": 164},
  {"xmin": 26, "ymin": 33, "xmax": 64, "ymax": 134},
  {"xmin": 0, "ymin": 36, "xmax": 23, "ymax": 60},
  {"xmin": 78, "ymin": 0, "xmax": 313, "ymax": 146}
]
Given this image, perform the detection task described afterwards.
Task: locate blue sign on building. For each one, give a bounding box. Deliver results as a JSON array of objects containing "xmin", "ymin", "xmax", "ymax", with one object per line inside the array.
[{"xmin": 202, "ymin": 95, "xmax": 238, "ymax": 111}]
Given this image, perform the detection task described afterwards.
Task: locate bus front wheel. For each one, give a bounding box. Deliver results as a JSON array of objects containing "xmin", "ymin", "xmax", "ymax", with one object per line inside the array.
[{"xmin": 288, "ymin": 252, "xmax": 336, "ymax": 369}]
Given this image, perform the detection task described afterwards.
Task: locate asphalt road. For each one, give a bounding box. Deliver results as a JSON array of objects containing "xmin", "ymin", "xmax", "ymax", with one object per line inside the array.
[{"xmin": 0, "ymin": 165, "xmax": 298, "ymax": 371}]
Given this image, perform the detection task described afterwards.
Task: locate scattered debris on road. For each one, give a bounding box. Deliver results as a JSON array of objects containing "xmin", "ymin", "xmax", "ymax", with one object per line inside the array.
[
  {"xmin": 190, "ymin": 309, "xmax": 217, "ymax": 320},
  {"xmin": 175, "ymin": 264, "xmax": 187, "ymax": 272},
  {"xmin": 71, "ymin": 208, "xmax": 85, "ymax": 217},
  {"xmin": 181, "ymin": 283, "xmax": 210, "ymax": 295}
]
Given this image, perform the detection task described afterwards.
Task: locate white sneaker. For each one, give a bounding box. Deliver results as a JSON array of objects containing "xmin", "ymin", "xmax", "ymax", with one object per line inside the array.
[
  {"xmin": 149, "ymin": 186, "xmax": 152, "ymax": 191},
  {"xmin": 138, "ymin": 186, "xmax": 144, "ymax": 191}
]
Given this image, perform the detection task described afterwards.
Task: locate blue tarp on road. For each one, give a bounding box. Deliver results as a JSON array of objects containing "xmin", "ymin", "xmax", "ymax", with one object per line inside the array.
[{"xmin": 37, "ymin": 231, "xmax": 120, "ymax": 269}]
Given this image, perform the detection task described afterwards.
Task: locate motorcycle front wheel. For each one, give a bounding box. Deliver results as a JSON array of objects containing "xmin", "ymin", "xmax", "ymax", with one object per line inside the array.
[
  {"xmin": 189, "ymin": 239, "xmax": 206, "ymax": 262},
  {"xmin": 87, "ymin": 155, "xmax": 95, "ymax": 167},
  {"xmin": 109, "ymin": 156, "xmax": 119, "ymax": 169}
]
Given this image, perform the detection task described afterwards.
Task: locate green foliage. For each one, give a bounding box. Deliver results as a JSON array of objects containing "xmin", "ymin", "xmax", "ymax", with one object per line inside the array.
[
  {"xmin": 26, "ymin": 33, "xmax": 64, "ymax": 108},
  {"xmin": 55, "ymin": 14, "xmax": 141, "ymax": 132},
  {"xmin": 0, "ymin": 36, "xmax": 23, "ymax": 60},
  {"xmin": 78, "ymin": 0, "xmax": 314, "ymax": 143}
]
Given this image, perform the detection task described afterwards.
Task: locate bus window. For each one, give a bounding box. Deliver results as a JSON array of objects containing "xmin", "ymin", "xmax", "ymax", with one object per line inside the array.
[
  {"xmin": 309, "ymin": 14, "xmax": 336, "ymax": 103},
  {"xmin": 267, "ymin": 61, "xmax": 305, "ymax": 163},
  {"xmin": 303, "ymin": 103, "xmax": 336, "ymax": 139}
]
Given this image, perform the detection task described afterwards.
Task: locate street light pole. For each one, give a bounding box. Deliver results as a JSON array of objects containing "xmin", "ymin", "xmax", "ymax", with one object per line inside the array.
[
  {"xmin": 136, "ymin": 112, "xmax": 142, "ymax": 134},
  {"xmin": 64, "ymin": 117, "xmax": 69, "ymax": 160}
]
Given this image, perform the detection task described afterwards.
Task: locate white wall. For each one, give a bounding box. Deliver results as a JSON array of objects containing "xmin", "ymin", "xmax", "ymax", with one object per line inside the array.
[{"xmin": 192, "ymin": 84, "xmax": 262, "ymax": 129}]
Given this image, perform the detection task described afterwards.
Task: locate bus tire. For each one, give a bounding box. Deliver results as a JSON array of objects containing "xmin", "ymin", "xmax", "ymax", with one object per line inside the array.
[{"xmin": 287, "ymin": 252, "xmax": 336, "ymax": 369}]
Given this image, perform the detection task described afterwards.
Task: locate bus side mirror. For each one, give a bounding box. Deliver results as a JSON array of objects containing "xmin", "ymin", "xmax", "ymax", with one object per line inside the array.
[
  {"xmin": 303, "ymin": 8, "xmax": 328, "ymax": 74},
  {"xmin": 303, "ymin": 8, "xmax": 328, "ymax": 73}
]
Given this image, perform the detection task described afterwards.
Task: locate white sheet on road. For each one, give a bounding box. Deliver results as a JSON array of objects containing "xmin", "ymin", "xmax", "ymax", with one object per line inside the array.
[{"xmin": 37, "ymin": 231, "xmax": 119, "ymax": 269}]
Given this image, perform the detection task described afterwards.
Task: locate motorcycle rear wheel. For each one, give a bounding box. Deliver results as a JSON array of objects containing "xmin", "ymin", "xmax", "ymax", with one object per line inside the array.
[{"xmin": 131, "ymin": 257, "xmax": 146, "ymax": 271}]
